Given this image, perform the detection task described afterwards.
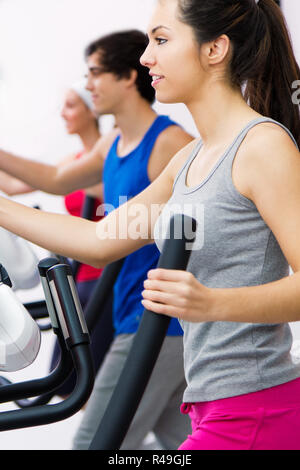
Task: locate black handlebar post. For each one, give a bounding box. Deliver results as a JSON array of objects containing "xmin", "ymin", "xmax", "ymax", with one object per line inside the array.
[
  {"xmin": 0, "ymin": 264, "xmax": 94, "ymax": 431},
  {"xmin": 46, "ymin": 264, "xmax": 90, "ymax": 349},
  {"xmin": 84, "ymin": 258, "xmax": 124, "ymax": 332},
  {"xmin": 89, "ymin": 214, "xmax": 197, "ymax": 450},
  {"xmin": 24, "ymin": 257, "xmax": 62, "ymax": 328},
  {"xmin": 38, "ymin": 257, "xmax": 61, "ymax": 332}
]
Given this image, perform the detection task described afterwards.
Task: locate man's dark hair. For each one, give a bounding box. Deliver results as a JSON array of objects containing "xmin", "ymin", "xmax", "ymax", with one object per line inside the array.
[{"xmin": 85, "ymin": 30, "xmax": 155, "ymax": 105}]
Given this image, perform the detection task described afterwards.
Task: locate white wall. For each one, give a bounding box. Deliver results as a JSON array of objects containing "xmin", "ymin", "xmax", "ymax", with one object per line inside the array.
[
  {"xmin": 0, "ymin": 0, "xmax": 197, "ymax": 158},
  {"xmin": 0, "ymin": 0, "xmax": 299, "ymax": 450},
  {"xmin": 282, "ymin": 0, "xmax": 300, "ymax": 64}
]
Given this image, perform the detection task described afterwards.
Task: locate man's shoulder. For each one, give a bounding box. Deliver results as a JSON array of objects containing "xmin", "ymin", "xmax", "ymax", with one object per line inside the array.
[
  {"xmin": 153, "ymin": 122, "xmax": 195, "ymax": 156},
  {"xmin": 147, "ymin": 121, "xmax": 196, "ymax": 181},
  {"xmin": 95, "ymin": 127, "xmax": 120, "ymax": 159}
]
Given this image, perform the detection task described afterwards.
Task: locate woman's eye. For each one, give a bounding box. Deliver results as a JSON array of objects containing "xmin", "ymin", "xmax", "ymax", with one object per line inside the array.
[{"xmin": 155, "ymin": 37, "xmax": 167, "ymax": 45}]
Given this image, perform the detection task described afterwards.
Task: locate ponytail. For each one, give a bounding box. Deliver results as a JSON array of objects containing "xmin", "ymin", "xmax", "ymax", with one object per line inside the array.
[
  {"xmin": 178, "ymin": 0, "xmax": 300, "ymax": 147},
  {"xmin": 244, "ymin": 0, "xmax": 300, "ymax": 147}
]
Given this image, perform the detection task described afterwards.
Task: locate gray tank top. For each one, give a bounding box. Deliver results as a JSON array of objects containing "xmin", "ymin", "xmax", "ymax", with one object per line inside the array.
[{"xmin": 154, "ymin": 117, "xmax": 300, "ymax": 403}]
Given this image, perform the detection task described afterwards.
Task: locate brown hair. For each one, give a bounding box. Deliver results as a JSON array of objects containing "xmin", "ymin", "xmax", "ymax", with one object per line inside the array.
[
  {"xmin": 85, "ymin": 30, "xmax": 155, "ymax": 105},
  {"xmin": 177, "ymin": 0, "xmax": 300, "ymax": 146}
]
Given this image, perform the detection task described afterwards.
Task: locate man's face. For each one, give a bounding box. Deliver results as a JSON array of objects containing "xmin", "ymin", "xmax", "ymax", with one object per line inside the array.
[{"xmin": 85, "ymin": 52, "xmax": 129, "ymax": 115}]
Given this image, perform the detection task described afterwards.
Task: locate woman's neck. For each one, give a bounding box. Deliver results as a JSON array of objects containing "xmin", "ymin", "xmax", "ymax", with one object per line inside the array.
[
  {"xmin": 187, "ymin": 80, "xmax": 261, "ymax": 149},
  {"xmin": 79, "ymin": 124, "xmax": 101, "ymax": 152}
]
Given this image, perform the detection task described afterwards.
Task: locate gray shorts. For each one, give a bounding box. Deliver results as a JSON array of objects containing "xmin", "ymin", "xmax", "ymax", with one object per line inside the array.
[{"xmin": 72, "ymin": 334, "xmax": 191, "ymax": 450}]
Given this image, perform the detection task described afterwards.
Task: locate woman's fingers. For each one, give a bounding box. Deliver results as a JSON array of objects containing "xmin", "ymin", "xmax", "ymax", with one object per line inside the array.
[
  {"xmin": 144, "ymin": 278, "xmax": 184, "ymax": 294},
  {"xmin": 142, "ymin": 268, "xmax": 211, "ymax": 322},
  {"xmin": 147, "ymin": 268, "xmax": 192, "ymax": 282},
  {"xmin": 142, "ymin": 288, "xmax": 187, "ymax": 307},
  {"xmin": 141, "ymin": 298, "xmax": 183, "ymax": 318}
]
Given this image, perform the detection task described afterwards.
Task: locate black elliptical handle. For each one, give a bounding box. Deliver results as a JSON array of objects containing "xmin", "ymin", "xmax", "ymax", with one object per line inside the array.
[{"xmin": 89, "ymin": 214, "xmax": 197, "ymax": 450}]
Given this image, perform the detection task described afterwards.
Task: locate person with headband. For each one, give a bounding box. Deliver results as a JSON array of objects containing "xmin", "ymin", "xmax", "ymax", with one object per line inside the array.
[
  {"xmin": 69, "ymin": 79, "xmax": 94, "ymax": 111},
  {"xmin": 0, "ymin": 81, "xmax": 115, "ymax": 397}
]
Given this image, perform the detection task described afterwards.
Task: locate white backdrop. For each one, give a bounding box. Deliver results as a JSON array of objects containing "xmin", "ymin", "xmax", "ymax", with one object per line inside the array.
[{"xmin": 0, "ymin": 0, "xmax": 299, "ymax": 450}]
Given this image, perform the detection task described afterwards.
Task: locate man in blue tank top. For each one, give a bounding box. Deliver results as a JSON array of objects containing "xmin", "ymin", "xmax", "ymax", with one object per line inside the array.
[{"xmin": 70, "ymin": 30, "xmax": 194, "ymax": 450}]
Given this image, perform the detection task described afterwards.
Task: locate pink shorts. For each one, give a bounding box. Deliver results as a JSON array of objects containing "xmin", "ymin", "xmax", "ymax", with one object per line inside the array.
[{"xmin": 179, "ymin": 377, "xmax": 300, "ymax": 450}]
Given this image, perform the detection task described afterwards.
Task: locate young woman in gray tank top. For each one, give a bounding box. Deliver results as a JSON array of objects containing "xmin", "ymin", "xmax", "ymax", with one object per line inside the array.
[
  {"xmin": 139, "ymin": 0, "xmax": 300, "ymax": 450},
  {"xmin": 0, "ymin": 0, "xmax": 299, "ymax": 450}
]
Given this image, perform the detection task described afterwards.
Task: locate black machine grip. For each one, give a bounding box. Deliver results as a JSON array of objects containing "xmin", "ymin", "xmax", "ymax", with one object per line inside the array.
[
  {"xmin": 46, "ymin": 264, "xmax": 90, "ymax": 349},
  {"xmin": 89, "ymin": 214, "xmax": 197, "ymax": 450}
]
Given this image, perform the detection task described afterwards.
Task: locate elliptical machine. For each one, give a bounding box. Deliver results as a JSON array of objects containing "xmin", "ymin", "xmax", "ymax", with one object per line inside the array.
[
  {"xmin": 0, "ymin": 214, "xmax": 195, "ymax": 450},
  {"xmin": 0, "ymin": 257, "xmax": 95, "ymax": 431}
]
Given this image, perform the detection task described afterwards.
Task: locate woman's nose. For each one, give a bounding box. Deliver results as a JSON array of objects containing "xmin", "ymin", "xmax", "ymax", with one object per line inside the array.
[{"xmin": 140, "ymin": 44, "xmax": 155, "ymax": 68}]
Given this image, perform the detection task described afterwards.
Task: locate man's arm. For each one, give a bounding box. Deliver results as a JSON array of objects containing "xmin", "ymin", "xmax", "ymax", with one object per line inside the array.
[
  {"xmin": 0, "ymin": 130, "xmax": 118, "ymax": 195},
  {"xmin": 0, "ymin": 152, "xmax": 79, "ymax": 196}
]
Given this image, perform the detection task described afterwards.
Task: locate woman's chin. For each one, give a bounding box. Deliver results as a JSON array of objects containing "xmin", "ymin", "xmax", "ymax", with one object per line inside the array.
[
  {"xmin": 157, "ymin": 95, "xmax": 182, "ymax": 105},
  {"xmin": 155, "ymin": 90, "xmax": 182, "ymax": 105},
  {"xmin": 65, "ymin": 126, "xmax": 76, "ymax": 135}
]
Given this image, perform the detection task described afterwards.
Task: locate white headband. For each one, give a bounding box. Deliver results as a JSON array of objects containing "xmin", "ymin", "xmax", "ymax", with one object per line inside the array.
[{"xmin": 69, "ymin": 80, "xmax": 93, "ymax": 110}]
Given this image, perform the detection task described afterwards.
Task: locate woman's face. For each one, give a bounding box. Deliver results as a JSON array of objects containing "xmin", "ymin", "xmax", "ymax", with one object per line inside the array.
[
  {"xmin": 140, "ymin": 0, "xmax": 205, "ymax": 106},
  {"xmin": 61, "ymin": 89, "xmax": 94, "ymax": 135}
]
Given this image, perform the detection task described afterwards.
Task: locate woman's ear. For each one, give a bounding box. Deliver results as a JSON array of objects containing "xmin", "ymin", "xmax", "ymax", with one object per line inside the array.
[{"xmin": 203, "ymin": 34, "xmax": 231, "ymax": 66}]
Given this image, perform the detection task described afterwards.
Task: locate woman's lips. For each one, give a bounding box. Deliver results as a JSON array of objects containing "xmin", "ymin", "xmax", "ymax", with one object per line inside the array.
[{"xmin": 151, "ymin": 75, "xmax": 164, "ymax": 87}]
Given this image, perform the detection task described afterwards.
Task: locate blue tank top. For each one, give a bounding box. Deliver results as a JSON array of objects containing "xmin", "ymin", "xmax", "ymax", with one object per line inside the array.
[{"xmin": 103, "ymin": 115, "xmax": 183, "ymax": 336}]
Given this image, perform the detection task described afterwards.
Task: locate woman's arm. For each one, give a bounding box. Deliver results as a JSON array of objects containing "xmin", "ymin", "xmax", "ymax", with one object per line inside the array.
[
  {"xmin": 216, "ymin": 125, "xmax": 300, "ymax": 323},
  {"xmin": 0, "ymin": 170, "xmax": 35, "ymax": 196},
  {"xmin": 0, "ymin": 143, "xmax": 191, "ymax": 267},
  {"xmin": 84, "ymin": 183, "xmax": 104, "ymax": 200},
  {"xmin": 142, "ymin": 125, "xmax": 300, "ymax": 324}
]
